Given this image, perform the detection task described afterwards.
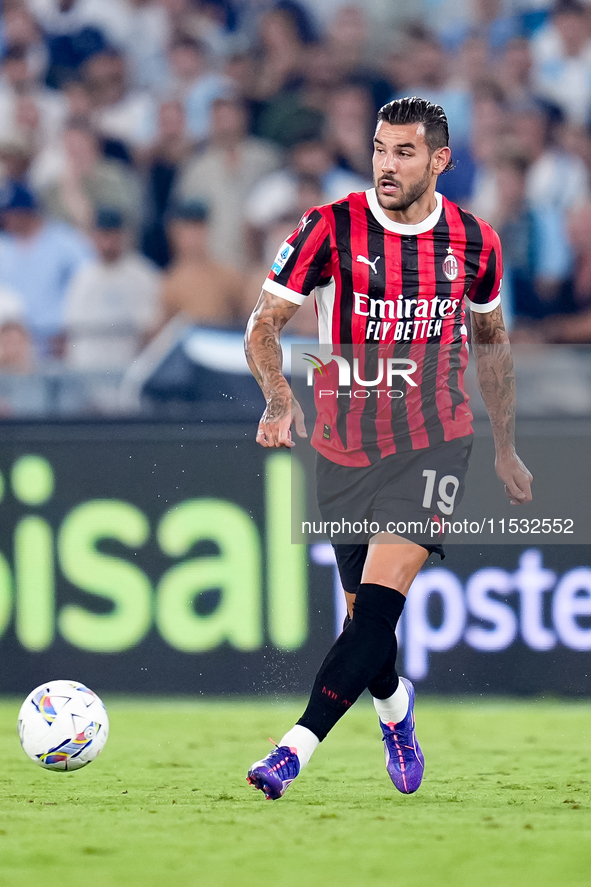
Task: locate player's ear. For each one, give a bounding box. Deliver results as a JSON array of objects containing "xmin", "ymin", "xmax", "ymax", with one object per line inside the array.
[{"xmin": 433, "ymin": 146, "xmax": 451, "ymax": 174}]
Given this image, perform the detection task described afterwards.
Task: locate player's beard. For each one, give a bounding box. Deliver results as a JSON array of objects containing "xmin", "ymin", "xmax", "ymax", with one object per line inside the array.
[{"xmin": 375, "ymin": 160, "xmax": 432, "ymax": 213}]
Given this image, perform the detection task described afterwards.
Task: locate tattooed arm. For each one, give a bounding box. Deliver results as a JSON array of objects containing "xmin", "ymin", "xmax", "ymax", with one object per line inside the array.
[
  {"xmin": 470, "ymin": 304, "xmax": 533, "ymax": 504},
  {"xmin": 245, "ymin": 288, "xmax": 307, "ymax": 448}
]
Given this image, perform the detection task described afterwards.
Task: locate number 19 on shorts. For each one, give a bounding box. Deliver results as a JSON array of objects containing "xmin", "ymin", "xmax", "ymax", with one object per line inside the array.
[{"xmin": 421, "ymin": 470, "xmax": 460, "ymax": 516}]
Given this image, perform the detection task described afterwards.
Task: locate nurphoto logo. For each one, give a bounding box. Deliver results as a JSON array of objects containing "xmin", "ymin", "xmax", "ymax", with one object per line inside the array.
[{"xmin": 303, "ymin": 350, "xmax": 418, "ymax": 398}]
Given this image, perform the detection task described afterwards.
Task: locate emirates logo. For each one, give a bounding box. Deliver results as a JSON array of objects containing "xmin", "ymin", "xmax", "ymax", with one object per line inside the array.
[{"xmin": 443, "ymin": 247, "xmax": 459, "ymax": 282}]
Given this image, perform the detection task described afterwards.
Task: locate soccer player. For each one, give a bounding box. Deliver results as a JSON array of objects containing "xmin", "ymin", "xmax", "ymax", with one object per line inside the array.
[{"xmin": 244, "ymin": 97, "xmax": 533, "ymax": 800}]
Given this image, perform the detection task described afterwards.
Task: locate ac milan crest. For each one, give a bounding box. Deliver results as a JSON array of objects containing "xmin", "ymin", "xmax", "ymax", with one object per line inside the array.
[{"xmin": 443, "ymin": 247, "xmax": 459, "ymax": 282}]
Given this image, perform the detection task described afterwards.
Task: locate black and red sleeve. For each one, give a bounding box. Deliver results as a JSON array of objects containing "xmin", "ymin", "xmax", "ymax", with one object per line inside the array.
[
  {"xmin": 263, "ymin": 208, "xmax": 333, "ymax": 305},
  {"xmin": 465, "ymin": 222, "xmax": 503, "ymax": 314}
]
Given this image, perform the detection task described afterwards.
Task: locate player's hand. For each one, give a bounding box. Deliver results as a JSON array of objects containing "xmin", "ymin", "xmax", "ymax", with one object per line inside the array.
[
  {"xmin": 495, "ymin": 449, "xmax": 533, "ymax": 505},
  {"xmin": 256, "ymin": 392, "xmax": 307, "ymax": 448}
]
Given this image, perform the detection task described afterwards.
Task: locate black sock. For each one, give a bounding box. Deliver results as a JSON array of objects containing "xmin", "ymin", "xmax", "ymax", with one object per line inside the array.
[
  {"xmin": 342, "ymin": 613, "xmax": 399, "ymax": 698},
  {"xmin": 297, "ymin": 583, "xmax": 406, "ymax": 741},
  {"xmin": 342, "ymin": 598, "xmax": 399, "ymax": 698},
  {"xmin": 367, "ymin": 635, "xmax": 399, "ymax": 699}
]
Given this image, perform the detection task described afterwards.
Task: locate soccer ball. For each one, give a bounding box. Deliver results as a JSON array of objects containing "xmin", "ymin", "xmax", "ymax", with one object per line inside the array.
[{"xmin": 17, "ymin": 680, "xmax": 109, "ymax": 771}]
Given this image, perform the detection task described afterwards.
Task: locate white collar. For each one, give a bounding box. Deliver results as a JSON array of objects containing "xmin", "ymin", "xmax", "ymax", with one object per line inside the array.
[{"xmin": 366, "ymin": 188, "xmax": 443, "ymax": 235}]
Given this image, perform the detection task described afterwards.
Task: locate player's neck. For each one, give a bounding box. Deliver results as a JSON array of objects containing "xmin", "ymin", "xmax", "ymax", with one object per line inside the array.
[{"xmin": 380, "ymin": 189, "xmax": 438, "ymax": 226}]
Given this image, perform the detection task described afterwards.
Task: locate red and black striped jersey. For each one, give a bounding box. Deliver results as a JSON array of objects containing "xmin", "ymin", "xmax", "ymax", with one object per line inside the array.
[{"xmin": 264, "ymin": 189, "xmax": 503, "ymax": 467}]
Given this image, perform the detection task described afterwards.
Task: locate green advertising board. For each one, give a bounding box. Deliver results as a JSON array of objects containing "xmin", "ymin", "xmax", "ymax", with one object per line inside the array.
[{"xmin": 0, "ymin": 420, "xmax": 335, "ymax": 695}]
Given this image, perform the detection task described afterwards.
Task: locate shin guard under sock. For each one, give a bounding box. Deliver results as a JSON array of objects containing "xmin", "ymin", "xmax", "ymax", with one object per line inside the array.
[{"xmin": 297, "ymin": 583, "xmax": 406, "ymax": 741}]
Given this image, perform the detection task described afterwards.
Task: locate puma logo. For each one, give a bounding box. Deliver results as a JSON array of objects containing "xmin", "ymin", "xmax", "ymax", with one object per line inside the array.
[{"xmin": 356, "ymin": 254, "xmax": 381, "ymax": 275}]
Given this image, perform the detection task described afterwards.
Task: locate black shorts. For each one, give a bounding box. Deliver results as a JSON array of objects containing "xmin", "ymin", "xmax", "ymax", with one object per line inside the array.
[{"xmin": 316, "ymin": 436, "xmax": 473, "ymax": 592}]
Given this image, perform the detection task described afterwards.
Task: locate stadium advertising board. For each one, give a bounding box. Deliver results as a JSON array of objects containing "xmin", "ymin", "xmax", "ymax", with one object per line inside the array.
[{"xmin": 0, "ymin": 421, "xmax": 589, "ymax": 696}]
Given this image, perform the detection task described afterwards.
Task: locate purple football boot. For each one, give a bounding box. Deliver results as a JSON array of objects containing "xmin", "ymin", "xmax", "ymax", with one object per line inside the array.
[
  {"xmin": 380, "ymin": 677, "xmax": 425, "ymax": 794},
  {"xmin": 247, "ymin": 744, "xmax": 300, "ymax": 800}
]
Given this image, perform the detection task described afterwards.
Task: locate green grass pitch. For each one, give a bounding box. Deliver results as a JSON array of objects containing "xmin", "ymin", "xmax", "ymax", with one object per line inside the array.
[{"xmin": 1, "ymin": 697, "xmax": 590, "ymax": 887}]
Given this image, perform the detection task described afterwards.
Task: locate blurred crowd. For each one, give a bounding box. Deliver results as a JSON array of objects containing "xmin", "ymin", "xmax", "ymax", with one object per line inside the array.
[{"xmin": 0, "ymin": 0, "xmax": 590, "ymax": 384}]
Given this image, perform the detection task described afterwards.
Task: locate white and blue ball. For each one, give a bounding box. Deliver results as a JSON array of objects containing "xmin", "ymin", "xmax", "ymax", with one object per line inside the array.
[{"xmin": 17, "ymin": 680, "xmax": 109, "ymax": 771}]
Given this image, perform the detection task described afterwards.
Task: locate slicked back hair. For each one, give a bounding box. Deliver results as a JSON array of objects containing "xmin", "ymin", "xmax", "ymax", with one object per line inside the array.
[{"xmin": 377, "ymin": 97, "xmax": 453, "ymax": 171}]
